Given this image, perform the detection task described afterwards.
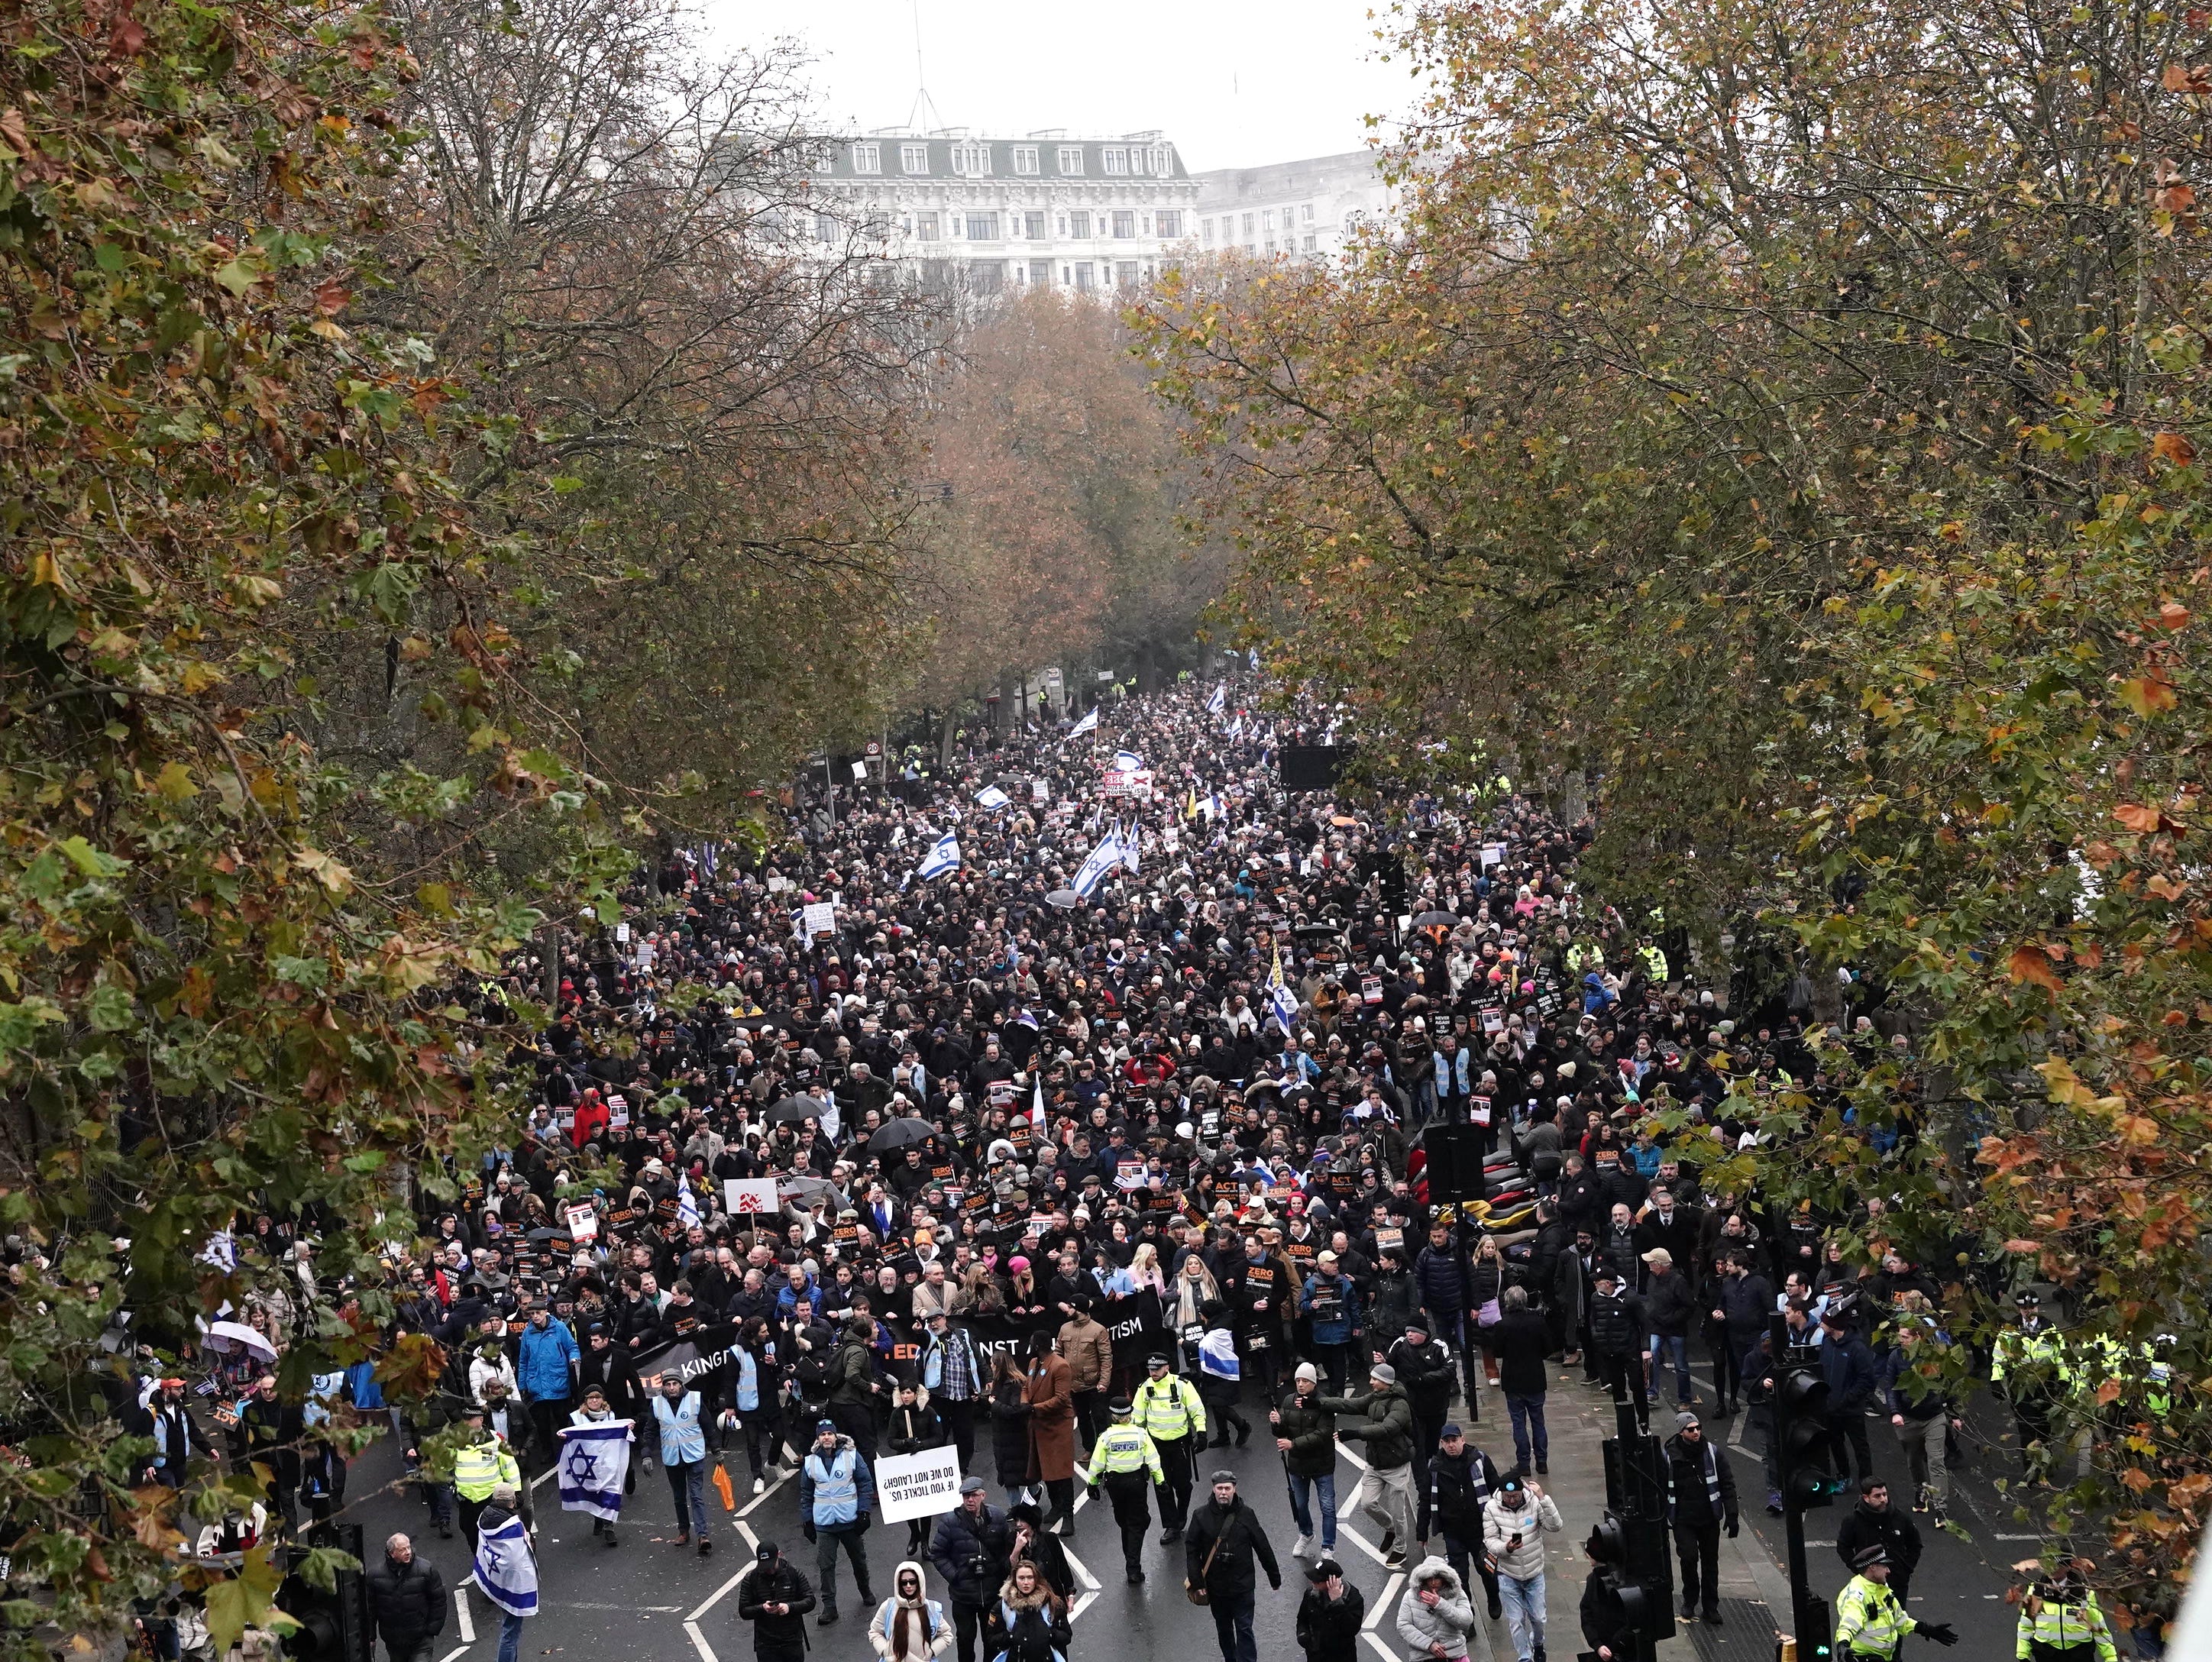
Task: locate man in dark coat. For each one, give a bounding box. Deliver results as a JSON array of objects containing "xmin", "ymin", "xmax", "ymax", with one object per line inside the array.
[
  {"xmin": 1663, "ymin": 1412, "xmax": 1738, "ymax": 1624},
  {"xmin": 364, "ymin": 1533, "xmax": 446, "ymax": 1662},
  {"xmin": 930, "ymin": 1477, "xmax": 1012, "ymax": 1662},
  {"xmin": 1833, "ymin": 1477, "xmax": 1923, "ymax": 1607},
  {"xmin": 736, "ymin": 1540, "xmax": 817, "ymax": 1662},
  {"xmin": 1295, "ymin": 1557, "xmax": 1366, "ymax": 1662},
  {"xmin": 1185, "ymin": 1471, "xmax": 1282, "ymax": 1662}
]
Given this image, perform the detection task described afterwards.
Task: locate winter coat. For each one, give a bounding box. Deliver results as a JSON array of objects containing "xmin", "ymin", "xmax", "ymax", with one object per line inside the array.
[
  {"xmin": 1822, "ymin": 1331, "xmax": 1881, "ymax": 1411},
  {"xmin": 1412, "ymin": 1246, "xmax": 1466, "ymax": 1314},
  {"xmin": 1315, "ymin": 1381, "xmax": 1415, "ymax": 1470},
  {"xmin": 1275, "ymin": 1387, "xmax": 1338, "ymax": 1479},
  {"xmin": 1715, "ymin": 1270, "xmax": 1776, "ymax": 1347},
  {"xmin": 1586, "ymin": 1289, "xmax": 1645, "ymax": 1357},
  {"xmin": 988, "ymin": 1576, "xmax": 1070, "ymax": 1662},
  {"xmin": 515, "ymin": 1318, "xmax": 578, "ymax": 1402},
  {"xmin": 1056, "ymin": 1317, "xmax": 1113, "ymax": 1394},
  {"xmin": 887, "ymin": 1398, "xmax": 946, "ymax": 1457},
  {"xmin": 1641, "ymin": 1270, "xmax": 1699, "ymax": 1339},
  {"xmin": 366, "ymin": 1552, "xmax": 447, "ymax": 1650},
  {"xmin": 738, "ymin": 1555, "xmax": 818, "ymax": 1654},
  {"xmin": 930, "ymin": 1502, "xmax": 1014, "ymax": 1609},
  {"xmin": 1394, "ymin": 1560, "xmax": 1476, "ymax": 1659},
  {"xmin": 1834, "ymin": 1502, "xmax": 1922, "ymax": 1585},
  {"xmin": 1428, "ymin": 1445, "xmax": 1503, "ymax": 1541},
  {"xmin": 1366, "ymin": 1271, "xmax": 1419, "ymax": 1347},
  {"xmin": 1183, "ymin": 1495, "xmax": 1282, "ymax": 1601},
  {"xmin": 988, "ymin": 1379, "xmax": 1032, "ymax": 1489},
  {"xmin": 1387, "ymin": 1335, "xmax": 1457, "ymax": 1424},
  {"xmin": 1297, "ymin": 1580, "xmax": 1367, "ymax": 1662},
  {"xmin": 1023, "ymin": 1352, "xmax": 1075, "ymax": 1483},
  {"xmin": 869, "ymin": 1562, "xmax": 953, "ymax": 1662},
  {"xmin": 1481, "ymin": 1489, "xmax": 1564, "ymax": 1580},
  {"xmin": 1663, "ymin": 1432, "xmax": 1738, "ymax": 1528},
  {"xmin": 1491, "ymin": 1308, "xmax": 1551, "ymax": 1397}
]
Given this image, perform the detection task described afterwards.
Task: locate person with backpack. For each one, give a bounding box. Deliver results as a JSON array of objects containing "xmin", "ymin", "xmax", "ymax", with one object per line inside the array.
[{"xmin": 986, "ymin": 1561, "xmax": 1069, "ymax": 1662}]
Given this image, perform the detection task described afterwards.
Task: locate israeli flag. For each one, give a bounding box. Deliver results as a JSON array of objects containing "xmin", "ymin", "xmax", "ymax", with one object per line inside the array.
[
  {"xmin": 556, "ymin": 1421, "xmax": 634, "ymax": 1521},
  {"xmin": 1068, "ymin": 707, "xmax": 1098, "ymax": 739},
  {"xmin": 1198, "ymin": 1328, "xmax": 1241, "ymax": 1382},
  {"xmin": 473, "ymin": 1510, "xmax": 538, "ymax": 1618},
  {"xmin": 975, "ymin": 784, "xmax": 1011, "ymax": 810},
  {"xmin": 1206, "ymin": 683, "xmax": 1225, "ymax": 716},
  {"xmin": 1071, "ymin": 834, "xmax": 1121, "ymax": 897},
  {"xmin": 1112, "ymin": 749, "xmax": 1143, "ymax": 772},
  {"xmin": 1114, "ymin": 824, "xmax": 1140, "ymax": 876},
  {"xmin": 914, "ymin": 830, "xmax": 962, "ymax": 882},
  {"xmin": 678, "ymin": 1183, "xmax": 700, "ymax": 1229},
  {"xmin": 1227, "ymin": 714, "xmax": 1244, "ymax": 742}
]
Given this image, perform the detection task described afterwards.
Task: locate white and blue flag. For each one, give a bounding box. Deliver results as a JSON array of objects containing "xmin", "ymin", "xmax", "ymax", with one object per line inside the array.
[
  {"xmin": 1071, "ymin": 833, "xmax": 1122, "ymax": 898},
  {"xmin": 913, "ymin": 830, "xmax": 962, "ymax": 883},
  {"xmin": 1068, "ymin": 707, "xmax": 1098, "ymax": 739},
  {"xmin": 1114, "ymin": 823, "xmax": 1140, "ymax": 877},
  {"xmin": 555, "ymin": 1420, "xmax": 635, "ymax": 1521},
  {"xmin": 1112, "ymin": 749, "xmax": 1143, "ymax": 772},
  {"xmin": 473, "ymin": 1509, "xmax": 539, "ymax": 1618},
  {"xmin": 1267, "ymin": 943, "xmax": 1299, "ymax": 1035},
  {"xmin": 1206, "ymin": 683, "xmax": 1225, "ymax": 716},
  {"xmin": 975, "ymin": 784, "xmax": 1011, "ymax": 810},
  {"xmin": 1198, "ymin": 1327, "xmax": 1241, "ymax": 1382}
]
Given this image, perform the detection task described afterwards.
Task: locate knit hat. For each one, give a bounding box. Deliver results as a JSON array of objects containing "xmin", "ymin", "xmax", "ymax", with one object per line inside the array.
[{"xmin": 1369, "ymin": 1362, "xmax": 1397, "ymax": 1386}]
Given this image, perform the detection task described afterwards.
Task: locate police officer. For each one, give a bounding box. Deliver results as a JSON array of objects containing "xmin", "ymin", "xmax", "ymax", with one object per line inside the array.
[
  {"xmin": 451, "ymin": 1405, "xmax": 522, "ymax": 1549},
  {"xmin": 2015, "ymin": 1567, "xmax": 2117, "ymax": 1662},
  {"xmin": 1992, "ymin": 1291, "xmax": 2062, "ymax": 1475},
  {"xmin": 1082, "ymin": 1397, "xmax": 1163, "ymax": 1583},
  {"xmin": 1132, "ymin": 1352, "xmax": 1207, "ymax": 1543},
  {"xmin": 1835, "ymin": 1547, "xmax": 1955, "ymax": 1660}
]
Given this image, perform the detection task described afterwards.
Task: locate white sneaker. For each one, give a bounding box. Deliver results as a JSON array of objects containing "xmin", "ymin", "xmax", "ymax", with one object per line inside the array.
[
  {"xmin": 1293, "ymin": 1535, "xmax": 1315, "ymax": 1559},
  {"xmin": 753, "ymin": 1477, "xmax": 766, "ymax": 1495}
]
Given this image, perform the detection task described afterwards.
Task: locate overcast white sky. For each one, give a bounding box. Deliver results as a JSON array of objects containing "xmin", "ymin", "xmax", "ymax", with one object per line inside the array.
[{"xmin": 698, "ymin": 0, "xmax": 1425, "ymax": 172}]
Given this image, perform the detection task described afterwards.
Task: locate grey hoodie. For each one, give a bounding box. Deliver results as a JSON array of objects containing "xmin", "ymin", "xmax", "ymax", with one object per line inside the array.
[{"xmin": 1395, "ymin": 1557, "xmax": 1475, "ymax": 1658}]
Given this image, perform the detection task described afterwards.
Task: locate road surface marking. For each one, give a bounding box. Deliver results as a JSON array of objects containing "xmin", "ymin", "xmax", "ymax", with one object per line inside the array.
[
  {"xmin": 1366, "ymin": 1573, "xmax": 1404, "ymax": 1628},
  {"xmin": 736, "ymin": 1467, "xmax": 795, "ymax": 1518},
  {"xmin": 454, "ymin": 1589, "xmax": 474, "ymax": 1644},
  {"xmin": 683, "ymin": 1562, "xmax": 750, "ymax": 1662}
]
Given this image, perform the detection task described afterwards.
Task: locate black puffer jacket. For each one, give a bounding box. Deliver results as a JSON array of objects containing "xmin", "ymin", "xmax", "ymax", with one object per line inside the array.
[
  {"xmin": 365, "ymin": 1553, "xmax": 446, "ymax": 1650},
  {"xmin": 737, "ymin": 1554, "xmax": 817, "ymax": 1653},
  {"xmin": 1274, "ymin": 1386, "xmax": 1337, "ymax": 1478}
]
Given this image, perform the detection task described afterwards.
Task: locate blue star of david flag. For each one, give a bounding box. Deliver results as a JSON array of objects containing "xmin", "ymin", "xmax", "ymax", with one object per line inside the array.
[
  {"xmin": 555, "ymin": 1419, "xmax": 635, "ymax": 1521},
  {"xmin": 473, "ymin": 1508, "xmax": 540, "ymax": 1615}
]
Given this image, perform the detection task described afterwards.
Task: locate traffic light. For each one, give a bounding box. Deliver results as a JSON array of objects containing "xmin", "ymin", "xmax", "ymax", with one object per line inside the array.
[
  {"xmin": 1773, "ymin": 1349, "xmax": 1835, "ymax": 1512},
  {"xmin": 1586, "ymin": 1511, "xmax": 1674, "ymax": 1657}
]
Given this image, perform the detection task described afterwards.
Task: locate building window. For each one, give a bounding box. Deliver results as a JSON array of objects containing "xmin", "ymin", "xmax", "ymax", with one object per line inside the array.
[
  {"xmin": 916, "ymin": 212, "xmax": 940, "ymax": 241},
  {"xmin": 1116, "ymin": 260, "xmax": 1138, "ymax": 287},
  {"xmin": 966, "ymin": 212, "xmax": 1000, "ymax": 240},
  {"xmin": 1057, "ymin": 145, "xmax": 1085, "ymax": 176},
  {"xmin": 1111, "ymin": 210, "xmax": 1135, "ymax": 238},
  {"xmin": 1030, "ymin": 260, "xmax": 1053, "ymax": 285},
  {"xmin": 1201, "ymin": 217, "xmax": 1213, "ymax": 245},
  {"xmin": 1069, "ymin": 210, "xmax": 1091, "ymax": 238},
  {"xmin": 1302, "ymin": 234, "xmax": 1318, "ymax": 252},
  {"xmin": 1263, "ymin": 209, "xmax": 1275, "ymax": 231},
  {"xmin": 969, "ymin": 261, "xmax": 1004, "ymax": 295},
  {"xmin": 1151, "ymin": 146, "xmax": 1172, "ymax": 176},
  {"xmin": 1013, "ymin": 145, "xmax": 1040, "ymax": 176},
  {"xmin": 901, "ymin": 143, "xmax": 929, "ymax": 174},
  {"xmin": 851, "ymin": 142, "xmax": 881, "ymax": 174},
  {"xmin": 1024, "ymin": 210, "xmax": 1046, "ymax": 240},
  {"xmin": 1302, "ymin": 202, "xmax": 1315, "ymax": 221},
  {"xmin": 1073, "ymin": 262, "xmax": 1094, "ymax": 290},
  {"xmin": 1101, "ymin": 146, "xmax": 1128, "ymax": 175},
  {"xmin": 951, "ymin": 142, "xmax": 991, "ymax": 177},
  {"xmin": 1242, "ymin": 213, "xmax": 1255, "ymax": 237},
  {"xmin": 814, "ymin": 213, "xmax": 838, "ymax": 244},
  {"xmin": 1263, "ymin": 238, "xmax": 1275, "ymax": 254}
]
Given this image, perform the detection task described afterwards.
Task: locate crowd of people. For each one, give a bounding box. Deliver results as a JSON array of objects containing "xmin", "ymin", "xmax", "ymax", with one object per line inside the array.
[{"xmin": 133, "ymin": 676, "xmax": 2135, "ymax": 1662}]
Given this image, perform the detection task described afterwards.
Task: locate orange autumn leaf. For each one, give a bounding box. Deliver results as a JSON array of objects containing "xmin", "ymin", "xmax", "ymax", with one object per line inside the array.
[
  {"xmin": 2152, "ymin": 431, "xmax": 2197, "ymax": 465},
  {"xmin": 2001, "ymin": 1237, "xmax": 2043, "ymax": 1253},
  {"xmin": 2008, "ymin": 943, "xmax": 2065, "ymax": 991},
  {"xmin": 2114, "ymin": 804, "xmax": 2169, "ymax": 833},
  {"xmin": 2119, "ymin": 673, "xmax": 2178, "ymax": 716}
]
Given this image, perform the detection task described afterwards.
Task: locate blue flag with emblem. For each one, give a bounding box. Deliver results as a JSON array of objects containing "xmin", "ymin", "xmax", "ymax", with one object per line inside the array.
[
  {"xmin": 555, "ymin": 1420, "xmax": 634, "ymax": 1521},
  {"xmin": 913, "ymin": 830, "xmax": 961, "ymax": 884},
  {"xmin": 1268, "ymin": 941, "xmax": 1298, "ymax": 1035},
  {"xmin": 1206, "ymin": 683, "xmax": 1225, "ymax": 716},
  {"xmin": 1112, "ymin": 749, "xmax": 1143, "ymax": 771},
  {"xmin": 1068, "ymin": 707, "xmax": 1098, "ymax": 739}
]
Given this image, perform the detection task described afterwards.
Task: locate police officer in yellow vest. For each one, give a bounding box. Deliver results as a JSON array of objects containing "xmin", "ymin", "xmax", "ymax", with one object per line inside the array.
[
  {"xmin": 1083, "ymin": 1396, "xmax": 1164, "ymax": 1584},
  {"xmin": 1132, "ymin": 1353, "xmax": 1206, "ymax": 1544},
  {"xmin": 452, "ymin": 1405, "xmax": 524, "ymax": 1549},
  {"xmin": 1992, "ymin": 1292, "xmax": 2063, "ymax": 1475},
  {"xmin": 2016, "ymin": 1568, "xmax": 2117, "ymax": 1662},
  {"xmin": 1836, "ymin": 1546, "xmax": 1955, "ymax": 1659}
]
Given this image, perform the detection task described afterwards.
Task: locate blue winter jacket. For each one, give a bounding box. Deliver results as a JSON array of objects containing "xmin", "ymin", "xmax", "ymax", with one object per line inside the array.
[{"xmin": 516, "ymin": 1318, "xmax": 580, "ymax": 1401}]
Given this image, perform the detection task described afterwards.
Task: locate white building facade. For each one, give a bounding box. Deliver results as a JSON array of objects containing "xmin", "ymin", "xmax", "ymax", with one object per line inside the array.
[
  {"xmin": 1190, "ymin": 149, "xmax": 1393, "ymax": 262},
  {"xmin": 800, "ymin": 130, "xmax": 1200, "ymax": 295}
]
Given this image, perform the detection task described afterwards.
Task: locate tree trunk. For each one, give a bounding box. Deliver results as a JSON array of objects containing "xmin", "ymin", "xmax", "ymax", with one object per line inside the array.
[{"xmin": 938, "ymin": 707, "xmax": 957, "ymax": 769}]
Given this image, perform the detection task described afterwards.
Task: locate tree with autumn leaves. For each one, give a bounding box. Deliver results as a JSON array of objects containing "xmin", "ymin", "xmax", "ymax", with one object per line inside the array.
[{"xmin": 1137, "ymin": 0, "xmax": 2212, "ymax": 1629}]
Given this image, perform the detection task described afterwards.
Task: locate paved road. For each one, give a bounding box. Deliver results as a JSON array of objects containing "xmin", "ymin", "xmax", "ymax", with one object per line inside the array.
[{"xmin": 331, "ymin": 1367, "xmax": 2048, "ymax": 1662}]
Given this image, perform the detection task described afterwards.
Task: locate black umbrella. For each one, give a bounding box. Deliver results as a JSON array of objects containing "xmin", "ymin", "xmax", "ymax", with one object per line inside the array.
[
  {"xmin": 1412, "ymin": 910, "xmax": 1458, "ymax": 930},
  {"xmin": 766, "ymin": 1095, "xmax": 821, "ymax": 1124},
  {"xmin": 1045, "ymin": 889, "xmax": 1082, "ymax": 910},
  {"xmin": 868, "ymin": 1117, "xmax": 936, "ymax": 1155},
  {"xmin": 1293, "ymin": 921, "xmax": 1346, "ymax": 941},
  {"xmin": 525, "ymin": 1227, "xmax": 571, "ymax": 1243}
]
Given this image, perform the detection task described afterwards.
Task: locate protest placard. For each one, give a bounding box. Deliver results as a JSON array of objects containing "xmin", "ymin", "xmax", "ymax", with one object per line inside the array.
[
  {"xmin": 875, "ymin": 1447, "xmax": 963, "ymax": 1523},
  {"xmin": 724, "ymin": 1179, "xmax": 779, "ymax": 1217}
]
